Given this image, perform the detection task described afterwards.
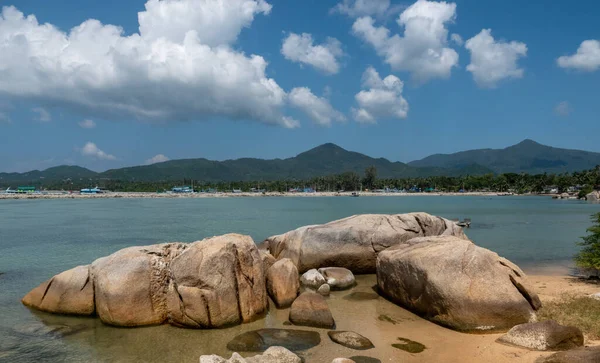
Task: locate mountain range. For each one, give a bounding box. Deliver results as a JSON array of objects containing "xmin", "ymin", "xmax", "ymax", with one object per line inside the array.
[{"xmin": 1, "ymin": 140, "xmax": 599, "ymax": 185}]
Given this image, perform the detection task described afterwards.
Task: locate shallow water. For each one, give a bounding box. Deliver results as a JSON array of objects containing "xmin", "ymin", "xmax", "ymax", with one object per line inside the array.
[{"xmin": 0, "ymin": 196, "xmax": 598, "ymax": 362}]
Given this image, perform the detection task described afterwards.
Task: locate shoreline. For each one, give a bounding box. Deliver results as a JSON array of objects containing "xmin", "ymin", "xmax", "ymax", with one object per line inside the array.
[{"xmin": 0, "ymin": 191, "xmax": 554, "ymax": 200}]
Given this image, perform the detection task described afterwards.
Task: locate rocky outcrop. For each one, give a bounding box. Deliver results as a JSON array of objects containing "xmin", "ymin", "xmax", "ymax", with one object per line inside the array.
[
  {"xmin": 587, "ymin": 191, "xmax": 600, "ymax": 202},
  {"xmin": 377, "ymin": 236, "xmax": 541, "ymax": 332},
  {"xmin": 266, "ymin": 258, "xmax": 299, "ymax": 308},
  {"xmin": 289, "ymin": 292, "xmax": 335, "ymax": 328},
  {"xmin": 23, "ymin": 234, "xmax": 267, "ymax": 328},
  {"xmin": 498, "ymin": 320, "xmax": 583, "ymax": 351},
  {"xmin": 319, "ymin": 267, "xmax": 355, "ymax": 290},
  {"xmin": 260, "ymin": 213, "xmax": 467, "ymax": 273},
  {"xmin": 200, "ymin": 346, "xmax": 301, "ymax": 363},
  {"xmin": 328, "ymin": 331, "xmax": 374, "ymax": 350},
  {"xmin": 538, "ymin": 346, "xmax": 600, "ymax": 363}
]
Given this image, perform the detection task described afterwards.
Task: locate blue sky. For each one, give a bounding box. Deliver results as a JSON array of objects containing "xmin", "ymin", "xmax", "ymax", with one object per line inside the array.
[{"xmin": 0, "ymin": 0, "xmax": 599, "ymax": 172}]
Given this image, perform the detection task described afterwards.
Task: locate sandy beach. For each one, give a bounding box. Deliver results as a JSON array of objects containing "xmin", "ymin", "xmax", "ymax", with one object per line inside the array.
[{"xmin": 0, "ymin": 191, "xmax": 523, "ymax": 200}]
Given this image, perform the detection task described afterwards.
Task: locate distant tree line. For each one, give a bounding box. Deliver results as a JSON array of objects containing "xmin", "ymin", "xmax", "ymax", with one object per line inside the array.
[{"xmin": 3, "ymin": 165, "xmax": 599, "ymax": 195}]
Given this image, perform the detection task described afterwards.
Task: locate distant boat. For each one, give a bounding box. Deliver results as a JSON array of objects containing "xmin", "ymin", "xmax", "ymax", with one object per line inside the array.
[
  {"xmin": 497, "ymin": 192, "xmax": 514, "ymax": 196},
  {"xmin": 351, "ymin": 192, "xmax": 360, "ymax": 197},
  {"xmin": 80, "ymin": 186, "xmax": 105, "ymax": 194},
  {"xmin": 455, "ymin": 218, "xmax": 472, "ymax": 228}
]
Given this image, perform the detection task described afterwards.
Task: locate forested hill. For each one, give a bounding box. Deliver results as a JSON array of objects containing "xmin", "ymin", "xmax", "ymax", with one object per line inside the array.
[
  {"xmin": 2, "ymin": 140, "xmax": 599, "ymax": 184},
  {"xmin": 408, "ymin": 139, "xmax": 600, "ymax": 174}
]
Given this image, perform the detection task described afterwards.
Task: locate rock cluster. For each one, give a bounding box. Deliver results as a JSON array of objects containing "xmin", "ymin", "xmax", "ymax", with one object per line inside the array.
[
  {"xmin": 376, "ymin": 236, "xmax": 541, "ymax": 332},
  {"xmin": 23, "ymin": 234, "xmax": 267, "ymax": 328},
  {"xmin": 260, "ymin": 213, "xmax": 467, "ymax": 273}
]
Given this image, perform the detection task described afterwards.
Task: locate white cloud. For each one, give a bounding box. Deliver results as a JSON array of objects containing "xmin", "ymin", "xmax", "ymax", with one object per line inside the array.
[
  {"xmin": 554, "ymin": 101, "xmax": 571, "ymax": 117},
  {"xmin": 281, "ymin": 33, "xmax": 343, "ymax": 74},
  {"xmin": 450, "ymin": 33, "xmax": 463, "ymax": 46},
  {"xmin": 352, "ymin": 67, "xmax": 408, "ymax": 123},
  {"xmin": 557, "ymin": 40, "xmax": 600, "ymax": 72},
  {"xmin": 80, "ymin": 142, "xmax": 116, "ymax": 160},
  {"xmin": 289, "ymin": 87, "xmax": 345, "ymax": 127},
  {"xmin": 331, "ymin": 0, "xmax": 402, "ymax": 19},
  {"xmin": 32, "ymin": 107, "xmax": 51, "ymax": 122},
  {"xmin": 146, "ymin": 154, "xmax": 170, "ymax": 164},
  {"xmin": 352, "ymin": 0, "xmax": 459, "ymax": 82},
  {"xmin": 0, "ymin": 2, "xmax": 299, "ymax": 128},
  {"xmin": 79, "ymin": 119, "xmax": 96, "ymax": 128},
  {"xmin": 465, "ymin": 29, "xmax": 527, "ymax": 88}
]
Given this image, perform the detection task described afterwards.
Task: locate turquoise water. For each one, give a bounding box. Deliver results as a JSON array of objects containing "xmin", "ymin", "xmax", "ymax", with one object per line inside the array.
[{"xmin": 0, "ymin": 196, "xmax": 598, "ymax": 362}]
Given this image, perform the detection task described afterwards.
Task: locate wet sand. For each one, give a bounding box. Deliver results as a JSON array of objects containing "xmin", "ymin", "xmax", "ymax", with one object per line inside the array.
[{"xmin": 18, "ymin": 273, "xmax": 600, "ymax": 363}]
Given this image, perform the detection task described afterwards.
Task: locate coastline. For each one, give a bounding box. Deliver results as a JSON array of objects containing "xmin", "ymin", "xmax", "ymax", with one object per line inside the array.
[{"xmin": 0, "ymin": 191, "xmax": 548, "ymax": 200}]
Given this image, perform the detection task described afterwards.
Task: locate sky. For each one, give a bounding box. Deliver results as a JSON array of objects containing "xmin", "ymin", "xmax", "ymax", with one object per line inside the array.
[{"xmin": 0, "ymin": 0, "xmax": 599, "ymax": 172}]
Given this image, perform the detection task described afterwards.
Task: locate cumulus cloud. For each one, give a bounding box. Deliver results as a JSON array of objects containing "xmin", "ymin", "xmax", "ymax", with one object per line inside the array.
[
  {"xmin": 450, "ymin": 33, "xmax": 463, "ymax": 46},
  {"xmin": 80, "ymin": 142, "xmax": 116, "ymax": 160},
  {"xmin": 352, "ymin": 0, "xmax": 459, "ymax": 82},
  {"xmin": 0, "ymin": 2, "xmax": 300, "ymax": 128},
  {"xmin": 352, "ymin": 67, "xmax": 408, "ymax": 124},
  {"xmin": 331, "ymin": 0, "xmax": 402, "ymax": 19},
  {"xmin": 557, "ymin": 40, "xmax": 600, "ymax": 72},
  {"xmin": 289, "ymin": 87, "xmax": 345, "ymax": 127},
  {"xmin": 281, "ymin": 33, "xmax": 343, "ymax": 74},
  {"xmin": 79, "ymin": 119, "xmax": 96, "ymax": 128},
  {"xmin": 554, "ymin": 101, "xmax": 571, "ymax": 117},
  {"xmin": 465, "ymin": 29, "xmax": 527, "ymax": 88},
  {"xmin": 146, "ymin": 154, "xmax": 170, "ymax": 164},
  {"xmin": 32, "ymin": 107, "xmax": 51, "ymax": 122}
]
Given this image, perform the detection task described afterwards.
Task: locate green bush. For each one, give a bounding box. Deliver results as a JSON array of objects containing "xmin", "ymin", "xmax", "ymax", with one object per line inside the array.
[{"xmin": 575, "ymin": 213, "xmax": 600, "ymax": 271}]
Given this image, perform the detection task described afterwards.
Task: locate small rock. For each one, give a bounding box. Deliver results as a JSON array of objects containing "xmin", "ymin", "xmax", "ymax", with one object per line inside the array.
[
  {"xmin": 226, "ymin": 329, "xmax": 321, "ymax": 352},
  {"xmin": 328, "ymin": 331, "xmax": 374, "ymax": 350},
  {"xmin": 318, "ymin": 284, "xmax": 331, "ymax": 296},
  {"xmin": 332, "ymin": 359, "xmax": 356, "ymax": 363},
  {"xmin": 200, "ymin": 347, "xmax": 301, "ymax": 363},
  {"xmin": 289, "ymin": 292, "xmax": 335, "ymax": 329},
  {"xmin": 318, "ymin": 267, "xmax": 355, "ymax": 290},
  {"xmin": 266, "ymin": 258, "xmax": 299, "ymax": 308},
  {"xmin": 538, "ymin": 346, "xmax": 600, "ymax": 363},
  {"xmin": 300, "ymin": 269, "xmax": 326, "ymax": 289},
  {"xmin": 497, "ymin": 320, "xmax": 583, "ymax": 351}
]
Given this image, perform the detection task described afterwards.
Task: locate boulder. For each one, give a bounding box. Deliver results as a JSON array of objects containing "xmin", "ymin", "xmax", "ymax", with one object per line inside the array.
[
  {"xmin": 226, "ymin": 329, "xmax": 321, "ymax": 352},
  {"xmin": 328, "ymin": 331, "xmax": 374, "ymax": 350},
  {"xmin": 289, "ymin": 292, "xmax": 335, "ymax": 328},
  {"xmin": 497, "ymin": 320, "xmax": 583, "ymax": 351},
  {"xmin": 22, "ymin": 265, "xmax": 94, "ymax": 316},
  {"xmin": 587, "ymin": 191, "xmax": 600, "ymax": 202},
  {"xmin": 23, "ymin": 234, "xmax": 267, "ymax": 328},
  {"xmin": 260, "ymin": 213, "xmax": 467, "ymax": 273},
  {"xmin": 538, "ymin": 346, "xmax": 600, "ymax": 363},
  {"xmin": 318, "ymin": 284, "xmax": 331, "ymax": 296},
  {"xmin": 266, "ymin": 258, "xmax": 299, "ymax": 308},
  {"xmin": 260, "ymin": 251, "xmax": 276, "ymax": 273},
  {"xmin": 319, "ymin": 267, "xmax": 355, "ymax": 290},
  {"xmin": 200, "ymin": 347, "xmax": 301, "ymax": 363},
  {"xmin": 300, "ymin": 269, "xmax": 326, "ymax": 289},
  {"xmin": 377, "ymin": 236, "xmax": 541, "ymax": 332}
]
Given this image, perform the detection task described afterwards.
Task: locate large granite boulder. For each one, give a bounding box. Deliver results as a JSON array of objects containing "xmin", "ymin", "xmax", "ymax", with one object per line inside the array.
[
  {"xmin": 260, "ymin": 213, "xmax": 467, "ymax": 273},
  {"xmin": 23, "ymin": 234, "xmax": 267, "ymax": 328},
  {"xmin": 377, "ymin": 236, "xmax": 541, "ymax": 332},
  {"xmin": 497, "ymin": 320, "xmax": 583, "ymax": 351},
  {"xmin": 22, "ymin": 265, "xmax": 94, "ymax": 315},
  {"xmin": 587, "ymin": 191, "xmax": 600, "ymax": 202},
  {"xmin": 266, "ymin": 258, "xmax": 299, "ymax": 308},
  {"xmin": 289, "ymin": 292, "xmax": 335, "ymax": 328}
]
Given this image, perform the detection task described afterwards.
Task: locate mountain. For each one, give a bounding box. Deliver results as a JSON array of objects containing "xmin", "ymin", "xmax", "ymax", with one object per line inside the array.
[
  {"xmin": 408, "ymin": 139, "xmax": 600, "ymax": 174},
  {"xmin": 2, "ymin": 140, "xmax": 599, "ymax": 185},
  {"xmin": 0, "ymin": 166, "xmax": 98, "ymax": 185}
]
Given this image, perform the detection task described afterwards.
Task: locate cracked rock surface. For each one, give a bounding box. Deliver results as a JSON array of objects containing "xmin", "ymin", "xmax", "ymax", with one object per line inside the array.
[
  {"xmin": 259, "ymin": 213, "xmax": 467, "ymax": 273},
  {"xmin": 22, "ymin": 234, "xmax": 267, "ymax": 328},
  {"xmin": 376, "ymin": 236, "xmax": 542, "ymax": 333}
]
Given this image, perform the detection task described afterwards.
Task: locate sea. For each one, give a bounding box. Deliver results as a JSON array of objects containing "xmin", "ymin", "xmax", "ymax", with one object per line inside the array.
[{"xmin": 0, "ymin": 196, "xmax": 598, "ymax": 362}]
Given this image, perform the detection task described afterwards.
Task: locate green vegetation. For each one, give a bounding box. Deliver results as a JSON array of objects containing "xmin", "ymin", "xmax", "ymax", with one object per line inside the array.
[
  {"xmin": 575, "ymin": 213, "xmax": 600, "ymax": 272},
  {"xmin": 537, "ymin": 294, "xmax": 600, "ymax": 339}
]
